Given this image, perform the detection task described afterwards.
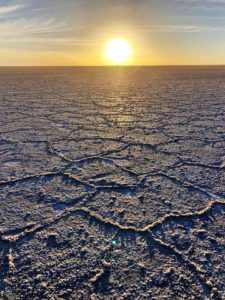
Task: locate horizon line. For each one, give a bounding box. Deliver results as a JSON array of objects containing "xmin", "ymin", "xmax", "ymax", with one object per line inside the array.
[{"xmin": 0, "ymin": 64, "xmax": 225, "ymax": 68}]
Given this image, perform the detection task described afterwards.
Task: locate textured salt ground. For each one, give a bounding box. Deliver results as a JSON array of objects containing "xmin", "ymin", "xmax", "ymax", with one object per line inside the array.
[
  {"xmin": 1, "ymin": 215, "xmax": 216, "ymax": 299},
  {"xmin": 0, "ymin": 142, "xmax": 67, "ymax": 181},
  {"xmin": 0, "ymin": 66, "xmax": 225, "ymax": 299},
  {"xmin": 151, "ymin": 204, "xmax": 225, "ymax": 298}
]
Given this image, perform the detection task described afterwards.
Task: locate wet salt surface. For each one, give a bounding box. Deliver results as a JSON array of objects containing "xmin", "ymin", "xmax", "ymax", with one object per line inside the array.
[{"xmin": 0, "ymin": 66, "xmax": 224, "ymax": 299}]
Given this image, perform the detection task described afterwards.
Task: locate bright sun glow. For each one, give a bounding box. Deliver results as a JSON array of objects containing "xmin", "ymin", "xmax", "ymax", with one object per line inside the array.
[{"xmin": 105, "ymin": 38, "xmax": 132, "ymax": 64}]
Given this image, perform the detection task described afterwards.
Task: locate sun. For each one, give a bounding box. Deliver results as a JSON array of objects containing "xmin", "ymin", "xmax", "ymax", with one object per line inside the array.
[{"xmin": 105, "ymin": 38, "xmax": 132, "ymax": 65}]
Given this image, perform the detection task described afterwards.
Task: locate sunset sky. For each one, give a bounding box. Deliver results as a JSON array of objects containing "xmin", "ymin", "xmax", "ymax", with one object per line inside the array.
[{"xmin": 0, "ymin": 0, "xmax": 225, "ymax": 66}]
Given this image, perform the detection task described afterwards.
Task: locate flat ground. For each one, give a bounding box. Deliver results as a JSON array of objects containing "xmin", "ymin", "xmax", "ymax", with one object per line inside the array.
[{"xmin": 0, "ymin": 67, "xmax": 224, "ymax": 300}]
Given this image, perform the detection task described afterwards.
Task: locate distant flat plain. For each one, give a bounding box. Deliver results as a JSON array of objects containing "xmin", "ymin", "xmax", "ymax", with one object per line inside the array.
[{"xmin": 0, "ymin": 66, "xmax": 224, "ymax": 299}]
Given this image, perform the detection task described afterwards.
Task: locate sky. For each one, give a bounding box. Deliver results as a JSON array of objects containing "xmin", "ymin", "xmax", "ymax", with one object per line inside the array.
[{"xmin": 0, "ymin": 0, "xmax": 225, "ymax": 66}]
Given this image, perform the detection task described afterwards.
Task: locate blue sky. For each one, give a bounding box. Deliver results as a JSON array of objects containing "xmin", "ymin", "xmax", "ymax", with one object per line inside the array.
[{"xmin": 0, "ymin": 0, "xmax": 225, "ymax": 65}]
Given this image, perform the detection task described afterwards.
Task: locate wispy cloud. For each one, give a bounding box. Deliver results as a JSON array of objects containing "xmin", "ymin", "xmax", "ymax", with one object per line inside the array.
[
  {"xmin": 140, "ymin": 24, "xmax": 225, "ymax": 33},
  {"xmin": 0, "ymin": 1, "xmax": 92, "ymax": 49},
  {"xmin": 0, "ymin": 16, "xmax": 93, "ymax": 49},
  {"xmin": 0, "ymin": 18, "xmax": 76, "ymax": 36},
  {"xmin": 171, "ymin": 0, "xmax": 225, "ymax": 9},
  {"xmin": 0, "ymin": 4, "xmax": 23, "ymax": 15}
]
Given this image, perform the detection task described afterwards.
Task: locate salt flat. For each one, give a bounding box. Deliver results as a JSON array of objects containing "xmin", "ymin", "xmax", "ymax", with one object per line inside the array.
[{"xmin": 0, "ymin": 67, "xmax": 224, "ymax": 299}]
